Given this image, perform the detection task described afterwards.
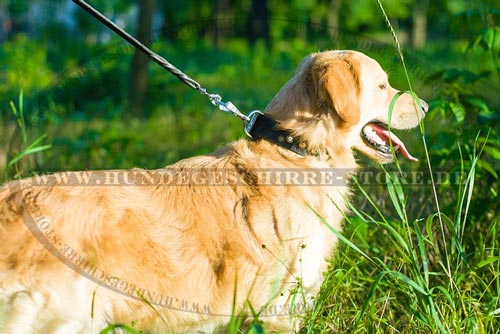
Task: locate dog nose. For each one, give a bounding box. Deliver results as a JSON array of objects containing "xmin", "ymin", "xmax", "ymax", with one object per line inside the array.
[{"xmin": 420, "ymin": 99, "xmax": 429, "ymax": 113}]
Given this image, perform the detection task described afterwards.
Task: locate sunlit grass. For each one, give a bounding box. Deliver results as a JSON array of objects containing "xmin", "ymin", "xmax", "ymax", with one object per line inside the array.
[
  {"xmin": 1, "ymin": 2, "xmax": 499, "ymax": 333},
  {"xmin": 297, "ymin": 2, "xmax": 500, "ymax": 333},
  {"xmin": 300, "ymin": 160, "xmax": 500, "ymax": 333}
]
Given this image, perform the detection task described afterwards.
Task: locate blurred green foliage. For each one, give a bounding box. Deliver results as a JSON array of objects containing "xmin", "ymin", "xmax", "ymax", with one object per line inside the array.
[
  {"xmin": 0, "ymin": 1, "xmax": 498, "ymax": 220},
  {"xmin": 0, "ymin": 35, "xmax": 53, "ymax": 99},
  {"xmin": 0, "ymin": 0, "xmax": 497, "ymax": 209},
  {"xmin": 0, "ymin": 1, "xmax": 499, "ymax": 332}
]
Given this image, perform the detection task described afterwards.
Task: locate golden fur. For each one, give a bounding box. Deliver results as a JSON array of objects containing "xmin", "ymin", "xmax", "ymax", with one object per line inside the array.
[{"xmin": 0, "ymin": 50, "xmax": 426, "ymax": 334}]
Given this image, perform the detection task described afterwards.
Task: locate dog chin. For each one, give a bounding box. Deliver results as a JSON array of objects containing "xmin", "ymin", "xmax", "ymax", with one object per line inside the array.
[{"xmin": 355, "ymin": 146, "xmax": 395, "ymax": 164}]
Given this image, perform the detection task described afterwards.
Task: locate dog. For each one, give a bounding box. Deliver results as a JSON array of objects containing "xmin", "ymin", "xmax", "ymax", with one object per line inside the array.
[{"xmin": 0, "ymin": 50, "xmax": 427, "ymax": 334}]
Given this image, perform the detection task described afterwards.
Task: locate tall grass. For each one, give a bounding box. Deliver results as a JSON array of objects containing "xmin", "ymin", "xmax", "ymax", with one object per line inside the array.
[
  {"xmin": 1, "ymin": 3, "xmax": 498, "ymax": 334},
  {"xmin": 303, "ymin": 145, "xmax": 499, "ymax": 333},
  {"xmin": 299, "ymin": 2, "xmax": 500, "ymax": 333},
  {"xmin": 5, "ymin": 90, "xmax": 52, "ymax": 179}
]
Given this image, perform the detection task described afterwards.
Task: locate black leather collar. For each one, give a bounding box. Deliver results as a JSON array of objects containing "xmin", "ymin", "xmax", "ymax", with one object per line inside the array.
[{"xmin": 245, "ymin": 111, "xmax": 308, "ymax": 156}]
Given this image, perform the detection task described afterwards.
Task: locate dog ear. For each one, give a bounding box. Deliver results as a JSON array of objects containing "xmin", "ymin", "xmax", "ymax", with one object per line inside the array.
[{"xmin": 320, "ymin": 57, "xmax": 361, "ymax": 126}]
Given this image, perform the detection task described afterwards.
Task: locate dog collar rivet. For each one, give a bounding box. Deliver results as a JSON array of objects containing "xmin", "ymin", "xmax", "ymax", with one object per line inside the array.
[{"xmin": 245, "ymin": 111, "xmax": 308, "ymax": 157}]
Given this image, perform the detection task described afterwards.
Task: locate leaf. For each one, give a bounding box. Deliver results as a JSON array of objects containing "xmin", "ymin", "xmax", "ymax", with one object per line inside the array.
[
  {"xmin": 448, "ymin": 101, "xmax": 465, "ymax": 123},
  {"xmin": 8, "ymin": 133, "xmax": 52, "ymax": 167},
  {"xmin": 441, "ymin": 69, "xmax": 479, "ymax": 83},
  {"xmin": 309, "ymin": 204, "xmax": 378, "ymax": 267},
  {"xmin": 413, "ymin": 220, "xmax": 430, "ymax": 287},
  {"xmin": 353, "ymin": 271, "xmax": 387, "ymax": 330},
  {"xmin": 8, "ymin": 145, "xmax": 52, "ymax": 167},
  {"xmin": 249, "ymin": 321, "xmax": 265, "ymax": 334},
  {"xmin": 483, "ymin": 27, "xmax": 500, "ymax": 51},
  {"xmin": 483, "ymin": 145, "xmax": 500, "ymax": 160},
  {"xmin": 470, "ymin": 27, "xmax": 500, "ymax": 52},
  {"xmin": 476, "ymin": 256, "xmax": 500, "ymax": 269},
  {"xmin": 385, "ymin": 173, "xmax": 405, "ymax": 221},
  {"xmin": 387, "ymin": 91, "xmax": 406, "ymax": 128},
  {"xmin": 385, "ymin": 270, "xmax": 430, "ymax": 296},
  {"xmin": 434, "ymin": 286, "xmax": 455, "ymax": 308},
  {"xmin": 465, "ymin": 96, "xmax": 492, "ymax": 117},
  {"xmin": 490, "ymin": 308, "xmax": 500, "ymax": 317},
  {"xmin": 424, "ymin": 214, "xmax": 438, "ymax": 246},
  {"xmin": 477, "ymin": 160, "xmax": 498, "ymax": 178},
  {"xmin": 99, "ymin": 324, "xmax": 142, "ymax": 334}
]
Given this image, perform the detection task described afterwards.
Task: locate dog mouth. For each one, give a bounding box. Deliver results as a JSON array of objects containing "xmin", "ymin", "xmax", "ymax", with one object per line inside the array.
[{"xmin": 361, "ymin": 122, "xmax": 417, "ymax": 161}]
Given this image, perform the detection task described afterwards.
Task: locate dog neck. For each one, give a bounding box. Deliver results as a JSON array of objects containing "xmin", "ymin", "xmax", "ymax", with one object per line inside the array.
[
  {"xmin": 247, "ymin": 112, "xmax": 357, "ymax": 170},
  {"xmin": 246, "ymin": 112, "xmax": 309, "ymax": 156}
]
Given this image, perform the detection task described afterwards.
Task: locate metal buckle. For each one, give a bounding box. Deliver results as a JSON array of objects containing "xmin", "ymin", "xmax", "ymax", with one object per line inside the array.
[{"xmin": 243, "ymin": 110, "xmax": 264, "ymax": 139}]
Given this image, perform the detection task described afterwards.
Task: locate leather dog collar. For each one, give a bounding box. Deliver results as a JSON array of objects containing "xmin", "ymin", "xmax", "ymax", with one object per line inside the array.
[{"xmin": 245, "ymin": 111, "xmax": 308, "ymax": 157}]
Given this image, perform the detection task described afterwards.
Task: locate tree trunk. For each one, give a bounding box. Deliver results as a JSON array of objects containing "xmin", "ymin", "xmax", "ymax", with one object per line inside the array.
[
  {"xmin": 327, "ymin": 0, "xmax": 341, "ymax": 37},
  {"xmin": 212, "ymin": 0, "xmax": 230, "ymax": 49},
  {"xmin": 128, "ymin": 0, "xmax": 156, "ymax": 118},
  {"xmin": 411, "ymin": 0, "xmax": 429, "ymax": 49},
  {"xmin": 247, "ymin": 0, "xmax": 271, "ymax": 49}
]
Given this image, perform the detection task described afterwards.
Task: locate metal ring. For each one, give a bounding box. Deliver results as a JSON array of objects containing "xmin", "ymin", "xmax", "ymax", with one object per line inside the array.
[{"xmin": 243, "ymin": 110, "xmax": 264, "ymax": 139}]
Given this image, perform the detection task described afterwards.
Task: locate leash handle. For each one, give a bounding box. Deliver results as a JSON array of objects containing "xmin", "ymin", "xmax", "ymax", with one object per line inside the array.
[{"xmin": 72, "ymin": 0, "xmax": 249, "ymax": 122}]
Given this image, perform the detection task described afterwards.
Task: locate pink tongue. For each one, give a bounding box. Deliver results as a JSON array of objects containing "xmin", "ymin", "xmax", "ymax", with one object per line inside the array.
[{"xmin": 371, "ymin": 124, "xmax": 418, "ymax": 162}]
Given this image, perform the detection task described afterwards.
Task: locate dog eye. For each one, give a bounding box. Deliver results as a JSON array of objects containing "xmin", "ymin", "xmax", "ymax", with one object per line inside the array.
[{"xmin": 379, "ymin": 83, "xmax": 387, "ymax": 90}]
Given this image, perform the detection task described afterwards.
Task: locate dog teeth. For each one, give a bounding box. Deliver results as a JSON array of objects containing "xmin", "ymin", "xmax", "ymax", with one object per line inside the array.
[{"xmin": 364, "ymin": 125, "xmax": 387, "ymax": 146}]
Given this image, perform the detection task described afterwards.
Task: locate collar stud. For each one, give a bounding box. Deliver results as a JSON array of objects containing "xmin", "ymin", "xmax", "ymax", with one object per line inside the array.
[{"xmin": 244, "ymin": 111, "xmax": 308, "ymax": 157}]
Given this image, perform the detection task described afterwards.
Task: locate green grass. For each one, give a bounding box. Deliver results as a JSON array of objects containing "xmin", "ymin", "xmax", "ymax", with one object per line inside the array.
[
  {"xmin": 299, "ymin": 169, "xmax": 500, "ymax": 334},
  {"xmin": 3, "ymin": 84, "xmax": 498, "ymax": 334},
  {"xmin": 296, "ymin": 4, "xmax": 500, "ymax": 333},
  {"xmin": 1, "ymin": 2, "xmax": 499, "ymax": 333}
]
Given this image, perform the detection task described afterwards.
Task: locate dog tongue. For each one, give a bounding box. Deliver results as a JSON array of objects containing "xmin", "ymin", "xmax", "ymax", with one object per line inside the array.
[{"xmin": 370, "ymin": 123, "xmax": 418, "ymax": 162}]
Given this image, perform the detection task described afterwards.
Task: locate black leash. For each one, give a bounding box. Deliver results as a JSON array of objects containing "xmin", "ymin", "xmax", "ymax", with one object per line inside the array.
[
  {"xmin": 72, "ymin": 0, "xmax": 308, "ymax": 157},
  {"xmin": 72, "ymin": 0, "xmax": 249, "ymax": 122}
]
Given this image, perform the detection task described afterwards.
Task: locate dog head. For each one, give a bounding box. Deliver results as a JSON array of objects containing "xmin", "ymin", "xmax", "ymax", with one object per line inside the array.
[{"xmin": 265, "ymin": 50, "xmax": 427, "ymax": 163}]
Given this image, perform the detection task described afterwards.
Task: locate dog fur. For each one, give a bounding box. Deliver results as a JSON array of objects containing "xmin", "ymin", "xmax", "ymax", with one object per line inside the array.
[{"xmin": 0, "ymin": 50, "xmax": 426, "ymax": 334}]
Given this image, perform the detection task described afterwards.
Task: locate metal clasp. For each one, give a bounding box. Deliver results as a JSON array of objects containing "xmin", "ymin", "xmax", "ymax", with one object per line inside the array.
[
  {"xmin": 207, "ymin": 94, "xmax": 250, "ymax": 123},
  {"xmin": 244, "ymin": 110, "xmax": 264, "ymax": 139}
]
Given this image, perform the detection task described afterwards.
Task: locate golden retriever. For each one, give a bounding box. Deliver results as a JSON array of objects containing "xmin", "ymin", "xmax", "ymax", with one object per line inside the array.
[{"xmin": 0, "ymin": 50, "xmax": 427, "ymax": 334}]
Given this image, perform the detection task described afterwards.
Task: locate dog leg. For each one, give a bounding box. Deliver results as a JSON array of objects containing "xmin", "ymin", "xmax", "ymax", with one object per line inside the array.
[
  {"xmin": 42, "ymin": 319, "xmax": 89, "ymax": 334},
  {"xmin": 0, "ymin": 290, "xmax": 44, "ymax": 334},
  {"xmin": 261, "ymin": 320, "xmax": 296, "ymax": 334}
]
